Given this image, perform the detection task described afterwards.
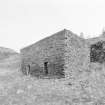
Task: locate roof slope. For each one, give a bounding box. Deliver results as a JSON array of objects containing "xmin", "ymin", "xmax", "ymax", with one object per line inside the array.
[{"xmin": 21, "ymin": 29, "xmax": 85, "ymax": 52}]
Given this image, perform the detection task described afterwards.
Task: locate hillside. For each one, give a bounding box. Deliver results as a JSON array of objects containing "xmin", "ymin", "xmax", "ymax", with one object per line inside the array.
[
  {"xmin": 0, "ymin": 47, "xmax": 18, "ymax": 61},
  {"xmin": 0, "ymin": 47, "xmax": 20, "ymax": 75}
]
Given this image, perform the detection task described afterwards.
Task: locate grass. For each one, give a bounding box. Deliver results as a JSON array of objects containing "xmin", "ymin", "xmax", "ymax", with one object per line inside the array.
[
  {"xmin": 0, "ymin": 64, "xmax": 105, "ymax": 105},
  {"xmin": 0, "ymin": 70, "xmax": 73, "ymax": 105}
]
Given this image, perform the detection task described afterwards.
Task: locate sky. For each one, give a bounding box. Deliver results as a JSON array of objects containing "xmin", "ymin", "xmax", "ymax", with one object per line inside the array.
[{"xmin": 0, "ymin": 0, "xmax": 105, "ymax": 52}]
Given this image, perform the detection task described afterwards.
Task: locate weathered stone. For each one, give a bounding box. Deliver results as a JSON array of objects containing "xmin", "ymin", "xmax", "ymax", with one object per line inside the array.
[{"xmin": 20, "ymin": 29, "xmax": 105, "ymax": 79}]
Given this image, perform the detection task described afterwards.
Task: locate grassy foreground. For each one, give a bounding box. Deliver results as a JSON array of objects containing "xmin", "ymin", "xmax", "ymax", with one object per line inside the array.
[{"xmin": 0, "ymin": 64, "xmax": 105, "ymax": 105}]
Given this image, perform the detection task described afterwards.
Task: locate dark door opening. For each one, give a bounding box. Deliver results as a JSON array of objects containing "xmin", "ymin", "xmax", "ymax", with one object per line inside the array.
[
  {"xmin": 44, "ymin": 62, "xmax": 48, "ymax": 75},
  {"xmin": 26, "ymin": 65, "xmax": 30, "ymax": 75}
]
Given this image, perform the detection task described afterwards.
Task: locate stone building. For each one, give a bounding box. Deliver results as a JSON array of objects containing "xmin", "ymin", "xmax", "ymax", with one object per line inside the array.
[{"xmin": 20, "ymin": 29, "xmax": 105, "ymax": 79}]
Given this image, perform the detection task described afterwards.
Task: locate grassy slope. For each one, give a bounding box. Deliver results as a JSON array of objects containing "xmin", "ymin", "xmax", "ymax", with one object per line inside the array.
[
  {"xmin": 0, "ymin": 47, "xmax": 18, "ymax": 61},
  {"xmin": 0, "ymin": 56, "xmax": 105, "ymax": 105}
]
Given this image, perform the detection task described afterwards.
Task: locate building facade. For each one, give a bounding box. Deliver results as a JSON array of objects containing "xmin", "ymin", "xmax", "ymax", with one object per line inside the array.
[{"xmin": 20, "ymin": 29, "xmax": 105, "ymax": 79}]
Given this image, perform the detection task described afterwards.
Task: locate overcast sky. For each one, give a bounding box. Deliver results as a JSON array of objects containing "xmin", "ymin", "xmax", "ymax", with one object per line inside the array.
[{"xmin": 0, "ymin": 0, "xmax": 105, "ymax": 52}]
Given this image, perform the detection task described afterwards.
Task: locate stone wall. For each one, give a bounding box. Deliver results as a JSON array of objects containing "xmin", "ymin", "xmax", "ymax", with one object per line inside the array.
[
  {"xmin": 64, "ymin": 30, "xmax": 90, "ymax": 80},
  {"xmin": 21, "ymin": 29, "xmax": 105, "ymax": 79},
  {"xmin": 20, "ymin": 29, "xmax": 66, "ymax": 78}
]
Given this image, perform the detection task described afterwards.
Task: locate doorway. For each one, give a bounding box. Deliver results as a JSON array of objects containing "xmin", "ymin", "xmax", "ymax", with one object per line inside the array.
[
  {"xmin": 26, "ymin": 65, "xmax": 30, "ymax": 75},
  {"xmin": 44, "ymin": 62, "xmax": 48, "ymax": 75}
]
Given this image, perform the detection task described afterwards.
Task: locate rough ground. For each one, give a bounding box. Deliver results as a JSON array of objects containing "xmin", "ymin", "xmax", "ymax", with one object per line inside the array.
[{"xmin": 0, "ymin": 56, "xmax": 105, "ymax": 105}]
